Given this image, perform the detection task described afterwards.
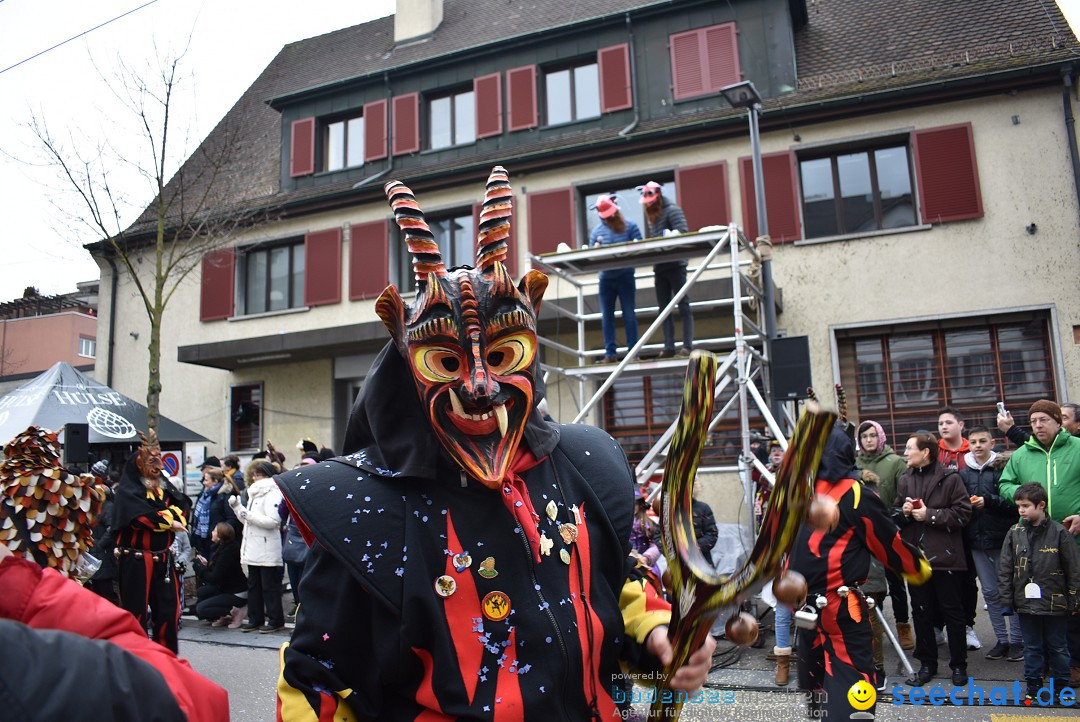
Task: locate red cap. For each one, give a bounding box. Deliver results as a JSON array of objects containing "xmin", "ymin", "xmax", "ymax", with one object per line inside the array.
[
  {"xmin": 595, "ymin": 196, "xmax": 618, "ymax": 219},
  {"xmin": 637, "ymin": 181, "xmax": 662, "ymax": 204}
]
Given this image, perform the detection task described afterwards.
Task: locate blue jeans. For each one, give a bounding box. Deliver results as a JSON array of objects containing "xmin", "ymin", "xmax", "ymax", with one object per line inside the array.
[
  {"xmin": 598, "ymin": 268, "xmax": 637, "ymax": 356},
  {"xmin": 775, "ymin": 602, "xmax": 792, "ymax": 649},
  {"xmin": 1019, "ymin": 613, "xmax": 1070, "ymax": 683},
  {"xmin": 971, "ymin": 548, "xmax": 1022, "ymax": 645},
  {"xmin": 653, "ymin": 262, "xmax": 693, "ymax": 351}
]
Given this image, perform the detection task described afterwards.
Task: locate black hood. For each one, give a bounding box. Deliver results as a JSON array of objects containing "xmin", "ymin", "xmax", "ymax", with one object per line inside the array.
[
  {"xmin": 341, "ymin": 341, "xmax": 559, "ymax": 480},
  {"xmin": 112, "ymin": 454, "xmax": 191, "ymax": 530},
  {"xmin": 818, "ymin": 424, "xmax": 859, "ymax": 483}
]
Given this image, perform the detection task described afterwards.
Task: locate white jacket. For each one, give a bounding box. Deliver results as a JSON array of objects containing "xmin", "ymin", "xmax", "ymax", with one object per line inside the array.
[{"xmin": 230, "ymin": 477, "xmax": 283, "ymax": 566}]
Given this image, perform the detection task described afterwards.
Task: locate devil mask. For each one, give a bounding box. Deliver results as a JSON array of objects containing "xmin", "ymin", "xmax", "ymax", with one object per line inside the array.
[{"xmin": 376, "ymin": 167, "xmax": 548, "ymax": 489}]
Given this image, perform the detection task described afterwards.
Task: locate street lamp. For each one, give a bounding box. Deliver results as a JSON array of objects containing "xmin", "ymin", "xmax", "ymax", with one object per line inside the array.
[{"xmin": 720, "ymin": 80, "xmax": 783, "ymax": 427}]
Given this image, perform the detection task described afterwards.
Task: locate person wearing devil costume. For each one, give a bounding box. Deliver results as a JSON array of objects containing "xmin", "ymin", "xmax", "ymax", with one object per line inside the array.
[
  {"xmin": 113, "ymin": 433, "xmax": 191, "ymax": 653},
  {"xmin": 275, "ymin": 168, "xmax": 714, "ymax": 721},
  {"xmin": 788, "ymin": 425, "xmax": 931, "ymax": 720}
]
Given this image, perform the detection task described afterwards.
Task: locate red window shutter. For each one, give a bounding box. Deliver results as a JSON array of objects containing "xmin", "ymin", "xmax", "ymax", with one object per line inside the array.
[
  {"xmin": 704, "ymin": 23, "xmax": 740, "ymax": 92},
  {"xmin": 473, "ymin": 200, "xmax": 517, "ymax": 277},
  {"xmin": 671, "ymin": 30, "xmax": 705, "ymax": 100},
  {"xmin": 304, "ymin": 228, "xmax": 342, "ymax": 307},
  {"xmin": 392, "ymin": 93, "xmax": 420, "ymax": 156},
  {"xmin": 200, "ymin": 248, "xmax": 235, "ymax": 322},
  {"xmin": 913, "ymin": 123, "xmax": 983, "ymax": 223},
  {"xmin": 527, "ymin": 188, "xmax": 574, "ymax": 256},
  {"xmin": 349, "ymin": 220, "xmax": 390, "ymax": 300},
  {"xmin": 364, "ymin": 99, "xmax": 388, "ymax": 162},
  {"xmin": 475, "ymin": 73, "xmax": 503, "ymax": 139},
  {"xmin": 598, "ymin": 44, "xmax": 632, "ymax": 113},
  {"xmin": 739, "ymin": 152, "xmax": 802, "ymax": 243},
  {"xmin": 675, "ymin": 161, "xmax": 729, "ymax": 231},
  {"xmin": 290, "ymin": 117, "xmax": 315, "ymax": 177},
  {"xmin": 507, "ymin": 65, "xmax": 537, "ymax": 132}
]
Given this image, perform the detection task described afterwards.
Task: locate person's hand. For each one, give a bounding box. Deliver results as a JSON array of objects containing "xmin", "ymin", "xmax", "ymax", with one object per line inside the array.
[
  {"xmin": 911, "ymin": 505, "xmax": 927, "ymax": 522},
  {"xmin": 228, "ymin": 495, "xmax": 240, "ymax": 508},
  {"xmin": 902, "ymin": 499, "xmax": 914, "ymax": 516},
  {"xmin": 195, "ymin": 554, "xmax": 207, "ymax": 565},
  {"xmin": 971, "ymin": 496, "xmax": 985, "ymax": 510},
  {"xmin": 1063, "ymin": 515, "xmax": 1080, "ymax": 536},
  {"xmin": 645, "ymin": 626, "xmax": 716, "ymax": 691},
  {"xmin": 171, "ymin": 520, "xmax": 186, "ymax": 532},
  {"xmin": 997, "ymin": 411, "xmax": 1014, "ymax": 433}
]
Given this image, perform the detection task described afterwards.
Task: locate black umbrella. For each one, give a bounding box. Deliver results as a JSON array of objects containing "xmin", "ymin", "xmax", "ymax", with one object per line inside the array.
[{"xmin": 0, "ymin": 362, "xmax": 210, "ymax": 445}]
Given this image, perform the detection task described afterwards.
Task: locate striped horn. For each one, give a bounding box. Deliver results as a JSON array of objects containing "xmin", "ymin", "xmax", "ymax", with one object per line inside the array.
[
  {"xmin": 476, "ymin": 166, "xmax": 512, "ymax": 272},
  {"xmin": 384, "ymin": 179, "xmax": 445, "ymax": 290}
]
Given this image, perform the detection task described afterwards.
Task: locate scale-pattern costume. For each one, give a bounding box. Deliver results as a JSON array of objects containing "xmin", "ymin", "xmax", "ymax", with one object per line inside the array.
[
  {"xmin": 0, "ymin": 426, "xmax": 105, "ymax": 577},
  {"xmin": 276, "ymin": 168, "xmax": 672, "ymax": 721}
]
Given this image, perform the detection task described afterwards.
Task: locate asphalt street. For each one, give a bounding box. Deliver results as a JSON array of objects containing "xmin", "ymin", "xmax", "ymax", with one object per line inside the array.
[{"xmin": 178, "ymin": 594, "xmax": 1075, "ymax": 721}]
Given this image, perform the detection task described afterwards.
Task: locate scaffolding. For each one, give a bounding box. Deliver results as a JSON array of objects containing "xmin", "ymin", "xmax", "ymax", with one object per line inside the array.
[{"xmin": 528, "ymin": 224, "xmax": 793, "ymax": 534}]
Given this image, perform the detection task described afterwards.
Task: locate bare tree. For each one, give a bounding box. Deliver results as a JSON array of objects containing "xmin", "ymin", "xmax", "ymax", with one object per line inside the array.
[{"xmin": 30, "ymin": 47, "xmax": 264, "ymax": 433}]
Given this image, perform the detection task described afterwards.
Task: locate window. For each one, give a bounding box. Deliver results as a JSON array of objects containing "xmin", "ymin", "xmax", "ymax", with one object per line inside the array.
[
  {"xmin": 230, "ymin": 383, "xmax": 262, "ymax": 451},
  {"xmin": 603, "ymin": 373, "xmax": 757, "ymax": 468},
  {"xmin": 429, "ymin": 88, "xmax": 476, "ymax": 149},
  {"xmin": 391, "ymin": 210, "xmax": 475, "ymax": 293},
  {"xmin": 545, "ymin": 60, "xmax": 600, "ymax": 125},
  {"xmin": 839, "ymin": 315, "xmax": 1055, "ymax": 446},
  {"xmin": 799, "ymin": 142, "xmax": 916, "ymax": 239},
  {"xmin": 670, "ymin": 23, "xmax": 739, "ymax": 101},
  {"xmin": 581, "ymin": 180, "xmax": 675, "ymax": 243},
  {"xmin": 77, "ymin": 337, "xmax": 96, "ymax": 358},
  {"xmin": 324, "ymin": 114, "xmax": 365, "ymax": 172},
  {"xmin": 240, "ymin": 240, "xmax": 305, "ymax": 315}
]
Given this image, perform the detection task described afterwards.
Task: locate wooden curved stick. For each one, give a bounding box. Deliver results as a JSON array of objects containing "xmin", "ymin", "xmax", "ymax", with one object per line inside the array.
[{"xmin": 650, "ymin": 351, "xmax": 836, "ymax": 720}]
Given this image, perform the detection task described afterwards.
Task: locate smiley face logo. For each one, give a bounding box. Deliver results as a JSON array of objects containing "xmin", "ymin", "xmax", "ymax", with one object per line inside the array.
[{"xmin": 847, "ymin": 679, "xmax": 876, "ymax": 711}]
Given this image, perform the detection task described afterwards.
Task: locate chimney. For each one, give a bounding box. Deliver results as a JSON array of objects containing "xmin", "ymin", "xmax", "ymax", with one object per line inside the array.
[{"xmin": 395, "ymin": 0, "xmax": 443, "ymax": 44}]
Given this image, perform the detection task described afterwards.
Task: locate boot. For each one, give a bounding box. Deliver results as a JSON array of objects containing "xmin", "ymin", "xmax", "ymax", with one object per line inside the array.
[
  {"xmin": 774, "ymin": 646, "xmax": 792, "ymax": 686},
  {"xmin": 896, "ymin": 622, "xmax": 915, "ymax": 650},
  {"xmin": 227, "ymin": 605, "xmax": 247, "ymax": 629}
]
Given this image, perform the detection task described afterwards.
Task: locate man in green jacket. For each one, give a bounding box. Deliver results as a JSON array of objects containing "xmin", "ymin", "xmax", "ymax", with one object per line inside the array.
[
  {"xmin": 998, "ymin": 398, "xmax": 1080, "ymax": 684},
  {"xmin": 856, "ymin": 419, "xmax": 914, "ymax": 650}
]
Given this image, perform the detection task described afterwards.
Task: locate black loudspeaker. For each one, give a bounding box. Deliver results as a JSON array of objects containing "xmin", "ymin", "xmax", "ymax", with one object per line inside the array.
[
  {"xmin": 63, "ymin": 423, "xmax": 90, "ymax": 466},
  {"xmin": 771, "ymin": 336, "xmax": 813, "ymax": 400}
]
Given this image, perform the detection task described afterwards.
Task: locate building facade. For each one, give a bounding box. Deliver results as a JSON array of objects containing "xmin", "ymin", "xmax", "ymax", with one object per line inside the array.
[{"xmin": 94, "ymin": 0, "xmax": 1080, "ymax": 524}]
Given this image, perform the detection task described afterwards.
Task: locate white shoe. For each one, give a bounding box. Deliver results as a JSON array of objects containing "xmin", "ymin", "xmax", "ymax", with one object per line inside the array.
[
  {"xmin": 965, "ymin": 626, "xmax": 982, "ymax": 650},
  {"xmin": 935, "ymin": 627, "xmax": 946, "ymax": 646}
]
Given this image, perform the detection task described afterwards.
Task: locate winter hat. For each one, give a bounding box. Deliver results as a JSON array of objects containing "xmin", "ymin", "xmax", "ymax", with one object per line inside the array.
[
  {"xmin": 637, "ymin": 181, "xmax": 662, "ymax": 203},
  {"xmin": 593, "ymin": 196, "xmax": 618, "ymax": 219},
  {"xmin": 856, "ymin": 420, "xmax": 886, "ymax": 449},
  {"xmin": 1028, "ymin": 399, "xmax": 1062, "ymax": 425},
  {"xmin": 200, "ymin": 456, "xmax": 221, "ymax": 470}
]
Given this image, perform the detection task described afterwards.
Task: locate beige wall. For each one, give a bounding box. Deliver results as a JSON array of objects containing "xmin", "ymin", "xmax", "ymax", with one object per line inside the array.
[{"xmin": 101, "ymin": 84, "xmax": 1080, "ymax": 463}]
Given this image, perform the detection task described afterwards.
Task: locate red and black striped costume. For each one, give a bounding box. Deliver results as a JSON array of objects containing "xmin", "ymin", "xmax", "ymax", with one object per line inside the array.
[
  {"xmin": 276, "ymin": 351, "xmax": 670, "ymax": 721},
  {"xmin": 113, "ymin": 457, "xmax": 189, "ymax": 653},
  {"xmin": 789, "ymin": 427, "xmax": 931, "ymax": 719}
]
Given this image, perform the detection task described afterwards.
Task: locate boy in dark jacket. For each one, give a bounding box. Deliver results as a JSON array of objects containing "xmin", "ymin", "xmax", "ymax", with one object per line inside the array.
[
  {"xmin": 959, "ymin": 426, "xmax": 1023, "ymax": 661},
  {"xmin": 998, "ymin": 482, "xmax": 1080, "ymax": 700}
]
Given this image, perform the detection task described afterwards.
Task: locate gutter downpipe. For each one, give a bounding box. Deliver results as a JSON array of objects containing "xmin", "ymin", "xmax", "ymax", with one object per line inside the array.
[
  {"xmin": 617, "ymin": 13, "xmax": 639, "ymax": 138},
  {"xmin": 106, "ymin": 253, "xmax": 119, "ymax": 387},
  {"xmin": 1062, "ymin": 68, "xmax": 1080, "ymax": 227},
  {"xmin": 353, "ymin": 71, "xmax": 395, "ymax": 190}
]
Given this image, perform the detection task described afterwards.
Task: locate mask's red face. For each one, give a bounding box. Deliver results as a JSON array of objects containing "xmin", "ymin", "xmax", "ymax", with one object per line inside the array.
[{"xmin": 377, "ymin": 167, "xmax": 548, "ymax": 489}]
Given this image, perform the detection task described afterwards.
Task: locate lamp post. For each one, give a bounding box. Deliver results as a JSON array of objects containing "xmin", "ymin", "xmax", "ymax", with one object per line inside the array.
[{"xmin": 719, "ymin": 80, "xmax": 783, "ymax": 427}]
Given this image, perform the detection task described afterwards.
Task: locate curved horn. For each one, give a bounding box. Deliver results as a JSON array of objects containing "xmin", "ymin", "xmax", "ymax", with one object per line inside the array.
[
  {"xmin": 476, "ymin": 166, "xmax": 512, "ymax": 273},
  {"xmin": 384, "ymin": 180, "xmax": 445, "ymax": 290}
]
